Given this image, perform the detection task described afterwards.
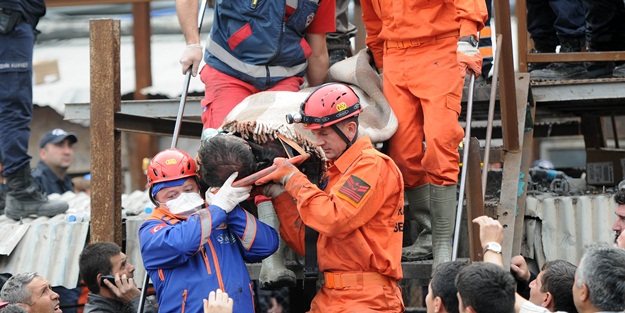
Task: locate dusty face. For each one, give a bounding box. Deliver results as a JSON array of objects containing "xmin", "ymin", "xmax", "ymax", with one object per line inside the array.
[
  {"xmin": 41, "ymin": 139, "xmax": 74, "ymax": 172},
  {"xmin": 528, "ymin": 271, "xmax": 547, "ymax": 306},
  {"xmin": 613, "ymin": 204, "xmax": 625, "ymax": 246},
  {"xmin": 24, "ymin": 276, "xmax": 62, "ymax": 313}
]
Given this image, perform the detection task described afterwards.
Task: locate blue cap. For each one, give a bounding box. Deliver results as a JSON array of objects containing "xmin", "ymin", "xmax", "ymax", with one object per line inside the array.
[
  {"xmin": 39, "ymin": 128, "xmax": 78, "ymax": 148},
  {"xmin": 151, "ymin": 177, "xmax": 187, "ymax": 198}
]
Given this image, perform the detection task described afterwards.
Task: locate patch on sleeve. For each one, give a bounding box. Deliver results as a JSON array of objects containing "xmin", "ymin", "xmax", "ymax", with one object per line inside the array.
[
  {"xmin": 337, "ymin": 175, "xmax": 371, "ymax": 206},
  {"xmin": 150, "ymin": 223, "xmax": 167, "ymax": 234}
]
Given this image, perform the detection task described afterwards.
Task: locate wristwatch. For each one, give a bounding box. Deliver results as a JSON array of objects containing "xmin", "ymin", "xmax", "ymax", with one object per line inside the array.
[
  {"xmin": 483, "ymin": 242, "xmax": 502, "ymax": 255},
  {"xmin": 459, "ymin": 35, "xmax": 479, "ymax": 48}
]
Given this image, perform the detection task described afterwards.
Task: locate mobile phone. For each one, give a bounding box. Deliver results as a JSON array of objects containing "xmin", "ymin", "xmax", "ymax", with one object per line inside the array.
[{"xmin": 100, "ymin": 275, "xmax": 116, "ymax": 287}]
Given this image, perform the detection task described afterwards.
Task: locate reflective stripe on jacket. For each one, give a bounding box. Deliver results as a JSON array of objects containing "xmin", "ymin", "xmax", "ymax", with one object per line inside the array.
[
  {"xmin": 139, "ymin": 205, "xmax": 278, "ymax": 313},
  {"xmin": 205, "ymin": 0, "xmax": 319, "ymax": 90}
]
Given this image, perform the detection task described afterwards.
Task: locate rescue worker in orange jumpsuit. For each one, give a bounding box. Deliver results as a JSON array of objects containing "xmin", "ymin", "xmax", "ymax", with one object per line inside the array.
[
  {"xmin": 255, "ymin": 83, "xmax": 405, "ymax": 312},
  {"xmin": 360, "ymin": 0, "xmax": 488, "ymax": 268}
]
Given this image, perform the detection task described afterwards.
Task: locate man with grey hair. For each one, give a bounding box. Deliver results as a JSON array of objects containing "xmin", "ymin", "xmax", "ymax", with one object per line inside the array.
[
  {"xmin": 0, "ymin": 272, "xmax": 61, "ymax": 313},
  {"xmin": 572, "ymin": 243, "xmax": 625, "ymax": 313}
]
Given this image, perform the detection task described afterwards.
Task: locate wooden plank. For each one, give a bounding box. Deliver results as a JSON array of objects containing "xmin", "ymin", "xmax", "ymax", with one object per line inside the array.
[
  {"xmin": 90, "ymin": 19, "xmax": 123, "ymax": 246},
  {"xmin": 46, "ymin": 0, "xmax": 149, "ymax": 7},
  {"xmin": 512, "ymin": 73, "xmax": 532, "ymax": 256},
  {"xmin": 494, "ymin": 0, "xmax": 519, "ymax": 151},
  {"xmin": 581, "ymin": 115, "xmax": 607, "ymax": 149},
  {"xmin": 496, "ymin": 74, "xmax": 530, "ymax": 267},
  {"xmin": 466, "ymin": 137, "xmax": 484, "ymax": 262}
]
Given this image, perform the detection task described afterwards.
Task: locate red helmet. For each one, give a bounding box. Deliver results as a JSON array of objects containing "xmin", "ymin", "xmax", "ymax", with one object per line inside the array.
[
  {"xmin": 299, "ymin": 83, "xmax": 362, "ymax": 130},
  {"xmin": 147, "ymin": 149, "xmax": 199, "ymax": 202}
]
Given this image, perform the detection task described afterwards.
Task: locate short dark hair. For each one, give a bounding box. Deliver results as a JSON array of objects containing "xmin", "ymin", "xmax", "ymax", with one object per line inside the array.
[
  {"xmin": 198, "ymin": 135, "xmax": 259, "ymax": 187},
  {"xmin": 431, "ymin": 260, "xmax": 468, "ymax": 313},
  {"xmin": 79, "ymin": 242, "xmax": 121, "ymax": 294},
  {"xmin": 539, "ymin": 260, "xmax": 577, "ymax": 313},
  {"xmin": 576, "ymin": 243, "xmax": 625, "ymax": 311},
  {"xmin": 456, "ymin": 262, "xmax": 515, "ymax": 313},
  {"xmin": 614, "ymin": 190, "xmax": 625, "ymax": 205},
  {"xmin": 0, "ymin": 273, "xmax": 38, "ymax": 305}
]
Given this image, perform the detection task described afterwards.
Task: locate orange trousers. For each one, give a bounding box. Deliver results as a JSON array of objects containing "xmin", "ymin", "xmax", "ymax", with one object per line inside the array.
[
  {"xmin": 308, "ymin": 283, "xmax": 404, "ymax": 312},
  {"xmin": 383, "ymin": 36, "xmax": 464, "ymax": 189},
  {"xmin": 199, "ymin": 65, "xmax": 304, "ymax": 129}
]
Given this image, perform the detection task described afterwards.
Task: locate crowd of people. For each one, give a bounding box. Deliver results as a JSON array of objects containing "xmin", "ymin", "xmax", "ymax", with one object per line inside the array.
[{"xmin": 2, "ymin": 0, "xmax": 625, "ymax": 312}]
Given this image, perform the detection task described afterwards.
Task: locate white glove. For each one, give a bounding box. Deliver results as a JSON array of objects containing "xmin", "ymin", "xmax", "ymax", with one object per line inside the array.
[
  {"xmin": 180, "ymin": 44, "xmax": 203, "ymax": 77},
  {"xmin": 206, "ymin": 172, "xmax": 252, "ymax": 214},
  {"xmin": 456, "ymin": 41, "xmax": 483, "ymax": 78}
]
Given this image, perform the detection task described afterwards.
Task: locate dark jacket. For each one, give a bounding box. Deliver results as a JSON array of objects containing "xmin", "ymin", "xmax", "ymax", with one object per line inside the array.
[
  {"xmin": 0, "ymin": 0, "xmax": 45, "ymax": 26},
  {"xmin": 32, "ymin": 161, "xmax": 73, "ymax": 195},
  {"xmin": 205, "ymin": 0, "xmax": 319, "ymax": 90},
  {"xmin": 83, "ymin": 293, "xmax": 158, "ymax": 313}
]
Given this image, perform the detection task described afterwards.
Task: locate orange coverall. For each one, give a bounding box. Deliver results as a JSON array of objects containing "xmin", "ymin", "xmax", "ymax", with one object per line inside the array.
[
  {"xmin": 361, "ymin": 0, "xmax": 488, "ymax": 188},
  {"xmin": 271, "ymin": 136, "xmax": 405, "ymax": 312}
]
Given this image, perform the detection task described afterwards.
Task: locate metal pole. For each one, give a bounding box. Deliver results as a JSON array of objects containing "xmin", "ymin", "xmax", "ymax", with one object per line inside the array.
[
  {"xmin": 171, "ymin": 0, "xmax": 208, "ymax": 149},
  {"xmin": 138, "ymin": 1, "xmax": 208, "ymax": 312},
  {"xmin": 452, "ymin": 72, "xmax": 476, "ymax": 261}
]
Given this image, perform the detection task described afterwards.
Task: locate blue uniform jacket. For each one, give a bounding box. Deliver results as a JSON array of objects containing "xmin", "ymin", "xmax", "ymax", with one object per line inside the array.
[
  {"xmin": 139, "ymin": 204, "xmax": 278, "ymax": 313},
  {"xmin": 205, "ymin": 0, "xmax": 319, "ymax": 90}
]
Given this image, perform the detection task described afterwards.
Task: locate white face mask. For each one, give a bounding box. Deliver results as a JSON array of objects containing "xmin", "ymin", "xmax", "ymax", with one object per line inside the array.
[{"xmin": 165, "ymin": 192, "xmax": 204, "ymax": 218}]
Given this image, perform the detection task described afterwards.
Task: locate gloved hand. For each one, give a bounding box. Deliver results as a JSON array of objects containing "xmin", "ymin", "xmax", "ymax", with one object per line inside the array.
[
  {"xmin": 180, "ymin": 44, "xmax": 203, "ymax": 77},
  {"xmin": 261, "ymin": 183, "xmax": 286, "ymax": 198},
  {"xmin": 456, "ymin": 41, "xmax": 482, "ymax": 78},
  {"xmin": 206, "ymin": 172, "xmax": 252, "ymax": 213},
  {"xmin": 254, "ymin": 158, "xmax": 300, "ymax": 186}
]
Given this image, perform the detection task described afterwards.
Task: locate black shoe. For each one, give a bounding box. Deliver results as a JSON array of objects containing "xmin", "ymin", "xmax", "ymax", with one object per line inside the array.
[
  {"xmin": 530, "ymin": 62, "xmax": 587, "ymax": 81},
  {"xmin": 585, "ymin": 61, "xmax": 616, "ymax": 79},
  {"xmin": 4, "ymin": 165, "xmax": 68, "ymax": 220}
]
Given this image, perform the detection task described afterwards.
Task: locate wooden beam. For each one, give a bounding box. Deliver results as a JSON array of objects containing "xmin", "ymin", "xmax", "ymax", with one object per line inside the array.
[
  {"xmin": 466, "ymin": 137, "xmax": 484, "ymax": 262},
  {"xmin": 494, "ymin": 0, "xmax": 519, "ymax": 151},
  {"xmin": 90, "ymin": 19, "xmax": 123, "ymax": 245},
  {"xmin": 496, "ymin": 74, "xmax": 530, "ymax": 268},
  {"xmin": 512, "ymin": 74, "xmax": 532, "ymax": 256}
]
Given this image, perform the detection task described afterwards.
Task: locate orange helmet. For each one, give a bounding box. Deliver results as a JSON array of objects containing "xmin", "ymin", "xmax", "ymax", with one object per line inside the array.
[
  {"xmin": 293, "ymin": 83, "xmax": 362, "ymax": 130},
  {"xmin": 147, "ymin": 149, "xmax": 199, "ymax": 204}
]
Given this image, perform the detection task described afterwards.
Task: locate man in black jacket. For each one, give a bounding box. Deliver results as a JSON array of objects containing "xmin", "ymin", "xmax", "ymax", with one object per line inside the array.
[{"xmin": 78, "ymin": 242, "xmax": 158, "ymax": 313}]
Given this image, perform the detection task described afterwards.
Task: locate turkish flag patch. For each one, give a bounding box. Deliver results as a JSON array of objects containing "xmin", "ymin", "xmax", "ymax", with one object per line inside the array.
[
  {"xmin": 337, "ymin": 175, "xmax": 371, "ymax": 206},
  {"xmin": 150, "ymin": 223, "xmax": 167, "ymax": 234}
]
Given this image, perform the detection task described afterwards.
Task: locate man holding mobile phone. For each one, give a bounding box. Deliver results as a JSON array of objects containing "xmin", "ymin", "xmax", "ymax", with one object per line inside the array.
[{"xmin": 78, "ymin": 242, "xmax": 158, "ymax": 313}]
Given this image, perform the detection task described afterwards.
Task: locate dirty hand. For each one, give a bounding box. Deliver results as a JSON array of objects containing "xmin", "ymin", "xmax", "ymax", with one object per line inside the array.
[
  {"xmin": 203, "ymin": 289, "xmax": 233, "ymax": 313},
  {"xmin": 472, "ymin": 215, "xmax": 504, "ymax": 248},
  {"xmin": 261, "ymin": 183, "xmax": 286, "ymax": 198},
  {"xmin": 180, "ymin": 44, "xmax": 203, "ymax": 77},
  {"xmin": 207, "ymin": 172, "xmax": 252, "ymax": 213},
  {"xmin": 255, "ymin": 158, "xmax": 299, "ymax": 186},
  {"xmin": 510, "ymin": 255, "xmax": 531, "ymax": 283},
  {"xmin": 457, "ymin": 41, "xmax": 482, "ymax": 78},
  {"xmin": 103, "ymin": 273, "xmax": 141, "ymax": 304}
]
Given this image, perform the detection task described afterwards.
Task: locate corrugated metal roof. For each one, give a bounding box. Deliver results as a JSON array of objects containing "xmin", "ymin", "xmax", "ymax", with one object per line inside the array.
[
  {"xmin": 0, "ymin": 191, "xmax": 154, "ymax": 287},
  {"xmin": 524, "ymin": 194, "xmax": 616, "ymax": 269}
]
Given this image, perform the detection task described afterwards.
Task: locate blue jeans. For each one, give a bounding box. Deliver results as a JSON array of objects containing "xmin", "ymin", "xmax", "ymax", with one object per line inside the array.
[{"xmin": 0, "ymin": 21, "xmax": 33, "ymax": 177}]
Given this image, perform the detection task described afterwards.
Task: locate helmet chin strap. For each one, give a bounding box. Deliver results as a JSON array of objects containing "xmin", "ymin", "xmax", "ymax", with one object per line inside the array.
[{"xmin": 330, "ymin": 122, "xmax": 359, "ymax": 158}]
